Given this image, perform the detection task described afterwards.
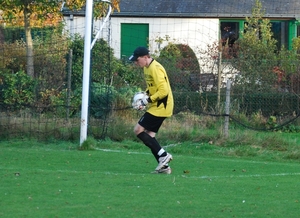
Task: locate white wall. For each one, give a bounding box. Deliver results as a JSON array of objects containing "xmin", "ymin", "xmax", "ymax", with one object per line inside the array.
[
  {"xmin": 63, "ymin": 15, "xmax": 86, "ymax": 38},
  {"xmin": 64, "ymin": 16, "xmax": 219, "ymax": 56},
  {"xmin": 110, "ymin": 17, "xmax": 219, "ymax": 60},
  {"xmin": 63, "ymin": 15, "xmax": 222, "ymax": 74}
]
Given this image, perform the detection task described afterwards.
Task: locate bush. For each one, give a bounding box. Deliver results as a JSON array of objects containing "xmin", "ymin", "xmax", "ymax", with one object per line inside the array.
[
  {"xmin": 70, "ymin": 35, "xmax": 145, "ymax": 92},
  {"xmin": 34, "ymin": 28, "xmax": 70, "ymax": 92},
  {"xmin": 238, "ymin": 92, "xmax": 299, "ymax": 116},
  {"xmin": 89, "ymin": 83, "xmax": 117, "ymax": 118},
  {"xmin": 0, "ymin": 40, "xmax": 26, "ymax": 72},
  {"xmin": 173, "ymin": 91, "xmax": 220, "ymax": 114},
  {"xmin": 157, "ymin": 43, "xmax": 200, "ymax": 91},
  {"xmin": 0, "ymin": 70, "xmax": 35, "ymax": 108}
]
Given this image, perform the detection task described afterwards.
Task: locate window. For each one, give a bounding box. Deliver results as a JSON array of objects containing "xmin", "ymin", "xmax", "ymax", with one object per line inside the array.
[
  {"xmin": 271, "ymin": 21, "xmax": 289, "ymax": 49},
  {"xmin": 220, "ymin": 21, "xmax": 240, "ymax": 58},
  {"xmin": 220, "ymin": 20, "xmax": 295, "ymax": 53},
  {"xmin": 220, "ymin": 21, "xmax": 239, "ymax": 47}
]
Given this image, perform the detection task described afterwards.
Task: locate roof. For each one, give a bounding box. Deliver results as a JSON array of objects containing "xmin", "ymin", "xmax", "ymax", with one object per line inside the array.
[
  {"xmin": 63, "ymin": 0, "xmax": 300, "ymax": 19},
  {"xmin": 114, "ymin": 0, "xmax": 300, "ymax": 18}
]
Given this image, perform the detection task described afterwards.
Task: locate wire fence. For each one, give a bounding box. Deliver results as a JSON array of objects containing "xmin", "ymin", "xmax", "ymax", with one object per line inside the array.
[
  {"xmin": 0, "ymin": 72, "xmax": 299, "ymax": 142},
  {"xmin": 1, "ymin": 24, "xmax": 300, "ymax": 142}
]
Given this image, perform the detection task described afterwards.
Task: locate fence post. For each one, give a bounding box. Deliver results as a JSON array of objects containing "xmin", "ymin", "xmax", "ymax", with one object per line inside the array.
[
  {"xmin": 224, "ymin": 79, "xmax": 231, "ymax": 138},
  {"xmin": 67, "ymin": 49, "xmax": 73, "ymax": 121},
  {"xmin": 217, "ymin": 51, "xmax": 222, "ymax": 113}
]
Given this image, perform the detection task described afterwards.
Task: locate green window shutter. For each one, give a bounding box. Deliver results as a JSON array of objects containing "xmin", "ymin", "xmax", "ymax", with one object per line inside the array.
[
  {"xmin": 120, "ymin": 23, "xmax": 149, "ymax": 59},
  {"xmin": 288, "ymin": 21, "xmax": 298, "ymax": 50}
]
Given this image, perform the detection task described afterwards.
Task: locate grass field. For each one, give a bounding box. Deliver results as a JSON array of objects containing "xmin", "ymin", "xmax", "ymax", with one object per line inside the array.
[{"xmin": 1, "ymin": 139, "xmax": 300, "ymax": 218}]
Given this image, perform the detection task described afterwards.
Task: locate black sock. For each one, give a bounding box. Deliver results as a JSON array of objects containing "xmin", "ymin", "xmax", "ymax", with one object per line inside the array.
[
  {"xmin": 137, "ymin": 132, "xmax": 162, "ymax": 155},
  {"xmin": 152, "ymin": 137, "xmax": 167, "ymax": 157},
  {"xmin": 150, "ymin": 149, "xmax": 159, "ymax": 163}
]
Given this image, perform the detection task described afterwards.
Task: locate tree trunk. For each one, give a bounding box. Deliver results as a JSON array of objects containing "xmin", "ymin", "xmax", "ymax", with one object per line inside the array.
[
  {"xmin": 0, "ymin": 26, "xmax": 4, "ymax": 43},
  {"xmin": 24, "ymin": 7, "xmax": 34, "ymax": 78}
]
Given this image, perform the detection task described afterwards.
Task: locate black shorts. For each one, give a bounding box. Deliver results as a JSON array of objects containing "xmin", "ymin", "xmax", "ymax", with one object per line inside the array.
[{"xmin": 138, "ymin": 112, "xmax": 166, "ymax": 133}]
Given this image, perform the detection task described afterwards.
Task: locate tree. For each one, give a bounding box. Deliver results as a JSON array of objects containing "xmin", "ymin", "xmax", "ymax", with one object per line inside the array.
[
  {"xmin": 230, "ymin": 0, "xmax": 278, "ymax": 92},
  {"xmin": 0, "ymin": 0, "xmax": 120, "ymax": 78}
]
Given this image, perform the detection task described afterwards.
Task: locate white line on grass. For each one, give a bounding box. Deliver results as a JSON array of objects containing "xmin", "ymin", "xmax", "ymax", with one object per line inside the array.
[
  {"xmin": 94, "ymin": 147, "xmax": 149, "ymax": 155},
  {"xmin": 182, "ymin": 172, "xmax": 300, "ymax": 180},
  {"xmin": 98, "ymin": 171, "xmax": 300, "ymax": 179},
  {"xmin": 3, "ymin": 147, "xmax": 299, "ymax": 179},
  {"xmin": 163, "ymin": 143, "xmax": 181, "ymax": 148},
  {"xmin": 95, "ymin": 147, "xmax": 300, "ymax": 167},
  {"xmin": 2, "ymin": 165, "xmax": 300, "ymax": 179},
  {"xmin": 94, "ymin": 147, "xmax": 300, "ymax": 179}
]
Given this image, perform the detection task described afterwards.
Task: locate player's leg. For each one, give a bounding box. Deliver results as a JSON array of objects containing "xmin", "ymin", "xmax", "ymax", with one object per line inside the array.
[{"xmin": 134, "ymin": 113, "xmax": 172, "ymax": 171}]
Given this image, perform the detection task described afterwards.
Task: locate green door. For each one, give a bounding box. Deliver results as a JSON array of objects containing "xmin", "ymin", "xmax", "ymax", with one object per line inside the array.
[{"xmin": 121, "ymin": 23, "xmax": 149, "ymax": 60}]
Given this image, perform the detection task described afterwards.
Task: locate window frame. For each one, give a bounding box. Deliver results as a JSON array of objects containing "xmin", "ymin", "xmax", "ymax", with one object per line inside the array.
[{"xmin": 220, "ymin": 19, "xmax": 297, "ymax": 50}]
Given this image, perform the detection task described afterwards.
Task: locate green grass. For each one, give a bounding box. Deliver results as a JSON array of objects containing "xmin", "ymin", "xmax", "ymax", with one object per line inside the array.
[{"xmin": 1, "ymin": 139, "xmax": 300, "ymax": 217}]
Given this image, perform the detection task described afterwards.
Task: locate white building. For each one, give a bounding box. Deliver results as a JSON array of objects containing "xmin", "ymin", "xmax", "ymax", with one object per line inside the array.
[
  {"xmin": 62, "ymin": 0, "xmax": 300, "ymax": 89},
  {"xmin": 62, "ymin": 0, "xmax": 300, "ymax": 58}
]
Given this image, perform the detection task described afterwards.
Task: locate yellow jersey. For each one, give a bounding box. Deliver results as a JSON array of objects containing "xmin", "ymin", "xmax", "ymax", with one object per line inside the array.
[{"xmin": 144, "ymin": 59, "xmax": 174, "ymax": 117}]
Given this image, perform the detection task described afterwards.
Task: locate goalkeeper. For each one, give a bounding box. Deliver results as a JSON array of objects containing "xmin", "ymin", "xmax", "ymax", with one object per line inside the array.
[{"xmin": 129, "ymin": 46, "xmax": 174, "ymax": 174}]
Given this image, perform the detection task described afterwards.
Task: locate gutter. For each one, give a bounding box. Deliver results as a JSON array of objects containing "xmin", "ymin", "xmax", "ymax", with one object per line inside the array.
[{"xmin": 110, "ymin": 12, "xmax": 300, "ymax": 19}]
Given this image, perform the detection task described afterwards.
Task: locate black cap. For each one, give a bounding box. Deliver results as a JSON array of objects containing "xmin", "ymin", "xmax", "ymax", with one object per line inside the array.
[{"xmin": 129, "ymin": 46, "xmax": 149, "ymax": 61}]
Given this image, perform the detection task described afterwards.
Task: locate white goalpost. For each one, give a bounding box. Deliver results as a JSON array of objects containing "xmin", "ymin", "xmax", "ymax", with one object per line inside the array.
[{"xmin": 80, "ymin": 0, "xmax": 112, "ymax": 146}]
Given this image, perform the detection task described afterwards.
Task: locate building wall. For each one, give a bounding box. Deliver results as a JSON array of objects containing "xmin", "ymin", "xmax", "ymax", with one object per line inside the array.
[
  {"xmin": 63, "ymin": 15, "xmax": 240, "ymax": 88},
  {"xmin": 63, "ymin": 15, "xmax": 219, "ymax": 61},
  {"xmin": 111, "ymin": 17, "xmax": 219, "ymax": 60}
]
